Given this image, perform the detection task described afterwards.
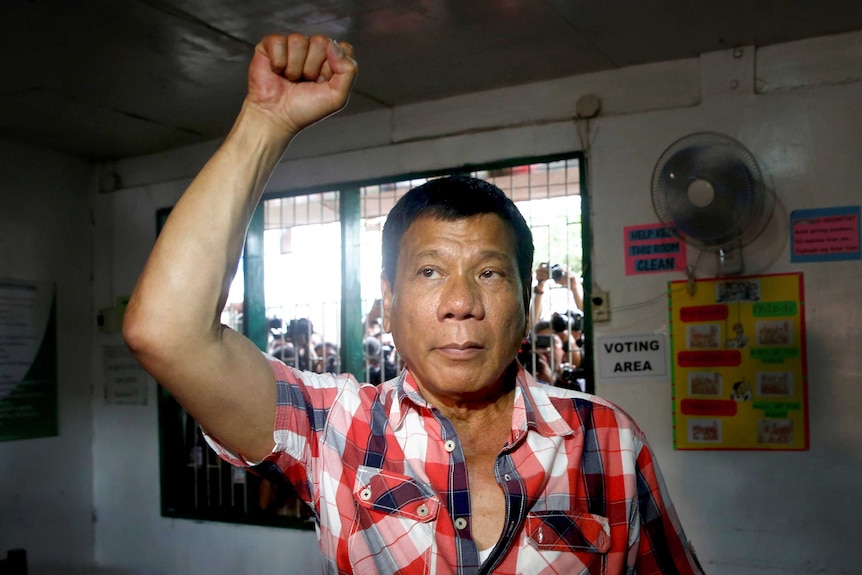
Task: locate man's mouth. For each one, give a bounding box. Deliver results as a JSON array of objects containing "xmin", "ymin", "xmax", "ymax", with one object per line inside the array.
[{"xmin": 436, "ymin": 342, "xmax": 483, "ymax": 359}]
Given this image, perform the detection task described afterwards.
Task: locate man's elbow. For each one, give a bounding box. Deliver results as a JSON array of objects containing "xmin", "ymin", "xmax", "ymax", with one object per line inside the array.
[{"xmin": 122, "ymin": 298, "xmax": 169, "ymax": 367}]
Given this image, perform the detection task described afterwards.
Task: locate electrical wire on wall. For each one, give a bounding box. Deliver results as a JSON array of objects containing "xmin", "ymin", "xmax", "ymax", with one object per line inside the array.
[{"xmin": 573, "ymin": 93, "xmax": 601, "ymax": 316}]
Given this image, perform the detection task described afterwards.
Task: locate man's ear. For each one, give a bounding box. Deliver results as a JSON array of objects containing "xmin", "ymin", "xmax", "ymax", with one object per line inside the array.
[{"xmin": 380, "ymin": 273, "xmax": 393, "ymax": 333}]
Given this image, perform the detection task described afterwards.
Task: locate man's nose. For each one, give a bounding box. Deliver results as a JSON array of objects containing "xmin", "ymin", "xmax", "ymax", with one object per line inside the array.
[{"xmin": 438, "ymin": 274, "xmax": 485, "ymax": 320}]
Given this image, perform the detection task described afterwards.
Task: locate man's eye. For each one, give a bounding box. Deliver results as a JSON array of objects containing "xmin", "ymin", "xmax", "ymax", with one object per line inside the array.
[
  {"xmin": 481, "ymin": 269, "xmax": 500, "ymax": 279},
  {"xmin": 421, "ymin": 268, "xmax": 436, "ymax": 278}
]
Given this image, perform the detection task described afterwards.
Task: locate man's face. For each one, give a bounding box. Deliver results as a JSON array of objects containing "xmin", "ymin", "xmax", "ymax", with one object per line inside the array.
[{"xmin": 382, "ymin": 213, "xmax": 526, "ymax": 404}]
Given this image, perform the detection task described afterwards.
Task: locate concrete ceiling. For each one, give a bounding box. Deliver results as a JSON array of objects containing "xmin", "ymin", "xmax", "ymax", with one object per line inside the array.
[{"xmin": 2, "ymin": 0, "xmax": 861, "ymax": 161}]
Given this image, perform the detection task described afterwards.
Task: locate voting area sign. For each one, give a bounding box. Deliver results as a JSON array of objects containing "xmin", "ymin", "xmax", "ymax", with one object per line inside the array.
[{"xmin": 597, "ymin": 334, "xmax": 668, "ymax": 383}]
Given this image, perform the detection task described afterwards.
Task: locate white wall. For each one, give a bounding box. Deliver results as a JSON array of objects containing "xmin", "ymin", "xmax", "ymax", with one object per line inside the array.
[
  {"xmin": 586, "ymin": 41, "xmax": 862, "ymax": 575},
  {"xmin": 93, "ymin": 31, "xmax": 862, "ymax": 574},
  {"xmin": 0, "ymin": 139, "xmax": 95, "ymax": 574}
]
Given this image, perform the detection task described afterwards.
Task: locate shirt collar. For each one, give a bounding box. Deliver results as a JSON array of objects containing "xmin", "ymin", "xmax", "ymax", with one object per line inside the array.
[
  {"xmin": 512, "ymin": 364, "xmax": 575, "ymax": 438},
  {"xmin": 377, "ymin": 370, "xmax": 419, "ymax": 431},
  {"xmin": 384, "ymin": 364, "xmax": 574, "ymax": 438}
]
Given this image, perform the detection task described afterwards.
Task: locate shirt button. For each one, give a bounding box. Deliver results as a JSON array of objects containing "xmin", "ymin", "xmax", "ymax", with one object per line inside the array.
[
  {"xmin": 503, "ymin": 474, "xmax": 511, "ymax": 481},
  {"xmin": 360, "ymin": 487, "xmax": 372, "ymax": 501},
  {"xmin": 416, "ymin": 504, "xmax": 429, "ymax": 518},
  {"xmin": 454, "ymin": 517, "xmax": 468, "ymax": 530},
  {"xmin": 444, "ymin": 439, "xmax": 457, "ymax": 452}
]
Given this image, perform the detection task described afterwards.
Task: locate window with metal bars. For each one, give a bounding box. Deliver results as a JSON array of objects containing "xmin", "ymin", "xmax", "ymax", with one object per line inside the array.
[{"xmin": 157, "ymin": 152, "xmax": 589, "ymax": 528}]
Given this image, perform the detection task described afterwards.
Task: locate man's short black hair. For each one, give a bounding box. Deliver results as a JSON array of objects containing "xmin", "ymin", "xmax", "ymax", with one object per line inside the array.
[{"xmin": 382, "ymin": 175, "xmax": 534, "ymax": 310}]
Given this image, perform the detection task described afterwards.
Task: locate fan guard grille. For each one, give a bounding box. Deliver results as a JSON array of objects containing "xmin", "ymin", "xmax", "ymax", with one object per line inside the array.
[{"xmin": 651, "ymin": 132, "xmax": 771, "ymax": 251}]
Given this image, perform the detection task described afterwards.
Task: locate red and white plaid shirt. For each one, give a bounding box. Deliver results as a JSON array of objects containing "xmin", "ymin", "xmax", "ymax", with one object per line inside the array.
[{"xmin": 207, "ymin": 358, "xmax": 704, "ymax": 575}]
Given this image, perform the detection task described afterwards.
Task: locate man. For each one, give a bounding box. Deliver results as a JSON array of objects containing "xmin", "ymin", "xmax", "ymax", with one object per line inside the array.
[{"xmin": 124, "ymin": 33, "xmax": 704, "ymax": 574}]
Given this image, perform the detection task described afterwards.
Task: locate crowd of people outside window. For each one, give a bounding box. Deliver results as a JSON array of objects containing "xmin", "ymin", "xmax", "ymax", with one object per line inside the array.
[
  {"xmin": 522, "ymin": 261, "xmax": 588, "ymax": 391},
  {"xmin": 266, "ymin": 299, "xmax": 400, "ymax": 384},
  {"xmin": 268, "ymin": 317, "xmax": 342, "ymax": 375}
]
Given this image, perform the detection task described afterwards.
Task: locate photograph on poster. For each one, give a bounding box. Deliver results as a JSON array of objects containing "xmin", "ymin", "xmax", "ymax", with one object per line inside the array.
[
  {"xmin": 688, "ymin": 419, "xmax": 722, "ymax": 443},
  {"xmin": 756, "ymin": 320, "xmax": 793, "ymax": 346},
  {"xmin": 688, "ymin": 372, "xmax": 723, "ymax": 396},
  {"xmin": 716, "ymin": 279, "xmax": 761, "ymax": 302},
  {"xmin": 685, "ymin": 324, "xmax": 722, "ymax": 349},
  {"xmin": 757, "ymin": 419, "xmax": 794, "ymax": 445},
  {"xmin": 756, "ymin": 372, "xmax": 794, "ymax": 397}
]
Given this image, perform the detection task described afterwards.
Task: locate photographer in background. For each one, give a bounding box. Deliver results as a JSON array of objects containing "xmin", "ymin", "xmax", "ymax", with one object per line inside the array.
[
  {"xmin": 531, "ymin": 261, "xmax": 584, "ymax": 325},
  {"xmin": 531, "ymin": 262, "xmax": 588, "ymax": 392},
  {"xmin": 267, "ymin": 317, "xmax": 295, "ymax": 366},
  {"xmin": 281, "ymin": 317, "xmax": 316, "ymax": 371},
  {"xmin": 516, "ymin": 329, "xmax": 560, "ymax": 385},
  {"xmin": 523, "ymin": 318, "xmax": 586, "ymax": 391},
  {"xmin": 363, "ymin": 336, "xmax": 399, "ymax": 385},
  {"xmin": 550, "ymin": 309, "xmax": 585, "ymax": 369}
]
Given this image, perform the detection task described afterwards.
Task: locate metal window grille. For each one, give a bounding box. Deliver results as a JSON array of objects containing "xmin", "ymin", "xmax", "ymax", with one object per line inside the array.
[
  {"xmin": 357, "ymin": 158, "xmax": 584, "ymax": 388},
  {"xmin": 158, "ymin": 156, "xmax": 585, "ymax": 529}
]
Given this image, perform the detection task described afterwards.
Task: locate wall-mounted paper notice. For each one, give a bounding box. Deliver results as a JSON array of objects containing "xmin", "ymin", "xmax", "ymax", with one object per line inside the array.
[
  {"xmin": 103, "ymin": 344, "xmax": 149, "ymax": 406},
  {"xmin": 0, "ymin": 279, "xmax": 58, "ymax": 441},
  {"xmin": 790, "ymin": 206, "xmax": 860, "ymax": 263},
  {"xmin": 624, "ymin": 223, "xmax": 688, "ymax": 275}
]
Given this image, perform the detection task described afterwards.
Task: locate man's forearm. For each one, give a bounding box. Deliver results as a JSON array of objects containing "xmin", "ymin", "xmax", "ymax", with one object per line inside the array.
[
  {"xmin": 125, "ymin": 103, "xmax": 294, "ymax": 356},
  {"xmin": 122, "ymin": 34, "xmax": 357, "ymax": 461}
]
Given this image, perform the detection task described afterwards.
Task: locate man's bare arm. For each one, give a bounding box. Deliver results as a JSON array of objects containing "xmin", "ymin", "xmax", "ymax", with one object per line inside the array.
[{"xmin": 123, "ymin": 34, "xmax": 357, "ymax": 462}]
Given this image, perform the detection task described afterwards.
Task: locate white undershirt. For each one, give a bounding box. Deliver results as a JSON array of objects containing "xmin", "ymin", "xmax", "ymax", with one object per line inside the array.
[{"xmin": 478, "ymin": 547, "xmax": 493, "ymax": 563}]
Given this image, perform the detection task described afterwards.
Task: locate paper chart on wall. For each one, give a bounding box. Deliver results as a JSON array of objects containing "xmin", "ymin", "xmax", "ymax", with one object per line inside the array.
[
  {"xmin": 668, "ymin": 272, "xmax": 808, "ymax": 450},
  {"xmin": 0, "ymin": 278, "xmax": 58, "ymax": 441}
]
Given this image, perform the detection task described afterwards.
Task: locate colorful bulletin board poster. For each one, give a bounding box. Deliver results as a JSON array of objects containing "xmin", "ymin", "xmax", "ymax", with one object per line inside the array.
[
  {"xmin": 0, "ymin": 279, "xmax": 58, "ymax": 441},
  {"xmin": 624, "ymin": 223, "xmax": 688, "ymax": 275},
  {"xmin": 790, "ymin": 205, "xmax": 861, "ymax": 263},
  {"xmin": 669, "ymin": 273, "xmax": 808, "ymax": 450}
]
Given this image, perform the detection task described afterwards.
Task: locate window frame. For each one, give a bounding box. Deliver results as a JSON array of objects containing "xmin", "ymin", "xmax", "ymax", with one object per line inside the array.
[{"xmin": 156, "ymin": 150, "xmax": 592, "ymax": 528}]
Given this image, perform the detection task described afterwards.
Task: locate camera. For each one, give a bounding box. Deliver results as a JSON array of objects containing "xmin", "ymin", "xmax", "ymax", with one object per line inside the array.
[
  {"xmin": 551, "ymin": 310, "xmax": 583, "ymax": 334},
  {"xmin": 557, "ymin": 364, "xmax": 578, "ymax": 383},
  {"xmin": 516, "ymin": 334, "xmax": 553, "ymax": 375},
  {"xmin": 550, "ymin": 263, "xmax": 566, "ymax": 282},
  {"xmin": 555, "ymin": 363, "xmax": 585, "ymax": 391},
  {"xmin": 518, "ymin": 334, "xmax": 553, "ymax": 355}
]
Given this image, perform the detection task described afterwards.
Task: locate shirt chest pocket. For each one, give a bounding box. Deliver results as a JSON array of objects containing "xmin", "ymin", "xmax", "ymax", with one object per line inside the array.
[
  {"xmin": 523, "ymin": 511, "xmax": 611, "ymax": 574},
  {"xmin": 348, "ymin": 466, "xmax": 441, "ymax": 574}
]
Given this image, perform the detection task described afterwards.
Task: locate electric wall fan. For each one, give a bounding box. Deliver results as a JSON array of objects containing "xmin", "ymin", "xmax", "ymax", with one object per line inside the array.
[{"xmin": 650, "ymin": 132, "xmax": 774, "ymax": 282}]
